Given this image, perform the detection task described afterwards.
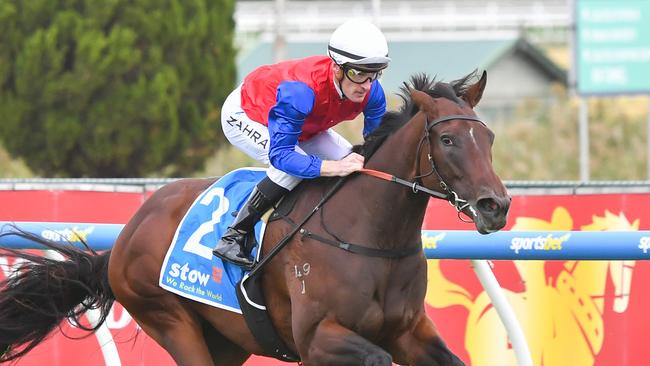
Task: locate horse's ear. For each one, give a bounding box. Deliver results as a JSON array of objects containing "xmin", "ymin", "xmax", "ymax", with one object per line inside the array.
[
  {"xmin": 462, "ymin": 70, "xmax": 487, "ymax": 108},
  {"xmin": 409, "ymin": 88, "xmax": 437, "ymax": 116}
]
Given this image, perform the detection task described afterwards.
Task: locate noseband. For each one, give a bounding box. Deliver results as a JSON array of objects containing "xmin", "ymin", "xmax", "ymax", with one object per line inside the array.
[{"xmin": 361, "ymin": 113, "xmax": 486, "ymax": 221}]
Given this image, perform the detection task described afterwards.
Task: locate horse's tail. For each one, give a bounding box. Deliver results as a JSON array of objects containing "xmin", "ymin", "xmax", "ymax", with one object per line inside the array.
[{"xmin": 0, "ymin": 227, "xmax": 115, "ymax": 363}]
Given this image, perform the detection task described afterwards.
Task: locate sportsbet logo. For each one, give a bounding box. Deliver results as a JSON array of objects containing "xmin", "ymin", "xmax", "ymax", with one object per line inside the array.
[
  {"xmin": 510, "ymin": 234, "xmax": 570, "ymax": 254},
  {"xmin": 422, "ymin": 232, "xmax": 446, "ymax": 249},
  {"xmin": 41, "ymin": 226, "xmax": 95, "ymax": 243},
  {"xmin": 639, "ymin": 237, "xmax": 650, "ymax": 253}
]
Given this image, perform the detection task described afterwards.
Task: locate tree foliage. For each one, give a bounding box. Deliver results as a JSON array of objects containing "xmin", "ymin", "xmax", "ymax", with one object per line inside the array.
[{"xmin": 0, "ymin": 0, "xmax": 236, "ymax": 177}]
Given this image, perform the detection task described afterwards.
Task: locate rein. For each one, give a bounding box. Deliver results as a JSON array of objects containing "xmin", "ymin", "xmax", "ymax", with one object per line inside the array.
[
  {"xmin": 357, "ymin": 169, "xmax": 447, "ymax": 199},
  {"xmin": 265, "ymin": 178, "xmax": 423, "ymax": 263},
  {"xmin": 247, "ymin": 177, "xmax": 347, "ymax": 278},
  {"xmin": 361, "ymin": 114, "xmax": 486, "ymax": 221}
]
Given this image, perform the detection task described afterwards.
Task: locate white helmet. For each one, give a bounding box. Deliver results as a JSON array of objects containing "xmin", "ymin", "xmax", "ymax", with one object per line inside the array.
[{"xmin": 328, "ymin": 19, "xmax": 391, "ymax": 72}]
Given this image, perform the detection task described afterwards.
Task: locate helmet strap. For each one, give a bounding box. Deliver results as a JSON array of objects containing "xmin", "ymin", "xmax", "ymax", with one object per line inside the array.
[{"xmin": 332, "ymin": 64, "xmax": 347, "ymax": 100}]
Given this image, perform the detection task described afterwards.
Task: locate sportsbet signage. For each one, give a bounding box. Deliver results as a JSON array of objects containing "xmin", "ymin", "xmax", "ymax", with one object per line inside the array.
[{"xmin": 576, "ymin": 0, "xmax": 650, "ymax": 95}]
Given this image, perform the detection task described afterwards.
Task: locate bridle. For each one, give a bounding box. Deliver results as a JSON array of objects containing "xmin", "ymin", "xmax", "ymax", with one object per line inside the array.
[{"xmin": 360, "ymin": 113, "xmax": 487, "ymax": 222}]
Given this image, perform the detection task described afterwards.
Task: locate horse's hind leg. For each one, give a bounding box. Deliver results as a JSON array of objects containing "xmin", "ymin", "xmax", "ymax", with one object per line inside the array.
[
  {"xmin": 299, "ymin": 319, "xmax": 392, "ymax": 366},
  {"xmin": 126, "ymin": 295, "xmax": 250, "ymax": 366},
  {"xmin": 202, "ymin": 320, "xmax": 250, "ymax": 365},
  {"xmin": 133, "ymin": 303, "xmax": 216, "ymax": 366}
]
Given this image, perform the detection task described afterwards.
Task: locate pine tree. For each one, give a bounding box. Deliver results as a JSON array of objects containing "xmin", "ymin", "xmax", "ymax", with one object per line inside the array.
[{"xmin": 0, "ymin": 0, "xmax": 236, "ymax": 177}]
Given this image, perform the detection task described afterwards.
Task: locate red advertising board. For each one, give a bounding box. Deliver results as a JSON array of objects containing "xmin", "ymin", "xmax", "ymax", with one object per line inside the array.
[
  {"xmin": 1, "ymin": 188, "xmax": 649, "ymax": 365},
  {"xmin": 423, "ymin": 194, "xmax": 650, "ymax": 366}
]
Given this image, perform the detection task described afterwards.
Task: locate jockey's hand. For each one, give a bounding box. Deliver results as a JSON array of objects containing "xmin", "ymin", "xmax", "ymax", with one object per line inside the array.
[
  {"xmin": 343, "ymin": 152, "xmax": 365, "ymax": 165},
  {"xmin": 320, "ymin": 153, "xmax": 365, "ymax": 177}
]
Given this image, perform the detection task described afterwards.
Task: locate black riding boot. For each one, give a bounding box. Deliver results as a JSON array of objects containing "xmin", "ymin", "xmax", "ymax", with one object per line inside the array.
[{"xmin": 212, "ymin": 177, "xmax": 288, "ymax": 267}]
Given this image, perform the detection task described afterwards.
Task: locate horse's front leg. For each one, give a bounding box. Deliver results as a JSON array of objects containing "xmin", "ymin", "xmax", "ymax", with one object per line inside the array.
[
  {"xmin": 297, "ymin": 318, "xmax": 392, "ymax": 366},
  {"xmin": 390, "ymin": 313, "xmax": 465, "ymax": 366}
]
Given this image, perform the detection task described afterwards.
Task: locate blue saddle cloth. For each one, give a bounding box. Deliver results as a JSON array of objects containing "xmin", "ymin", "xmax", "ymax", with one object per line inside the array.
[{"xmin": 159, "ymin": 168, "xmax": 267, "ymax": 313}]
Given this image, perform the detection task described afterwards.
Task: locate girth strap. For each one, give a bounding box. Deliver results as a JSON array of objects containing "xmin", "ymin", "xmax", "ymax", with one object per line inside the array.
[{"xmin": 299, "ymin": 228, "xmax": 422, "ymax": 259}]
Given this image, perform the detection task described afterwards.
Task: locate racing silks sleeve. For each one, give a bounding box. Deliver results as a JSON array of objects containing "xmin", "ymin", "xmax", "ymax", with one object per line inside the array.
[
  {"xmin": 362, "ymin": 80, "xmax": 387, "ymax": 137},
  {"xmin": 267, "ymin": 81, "xmax": 322, "ymax": 178}
]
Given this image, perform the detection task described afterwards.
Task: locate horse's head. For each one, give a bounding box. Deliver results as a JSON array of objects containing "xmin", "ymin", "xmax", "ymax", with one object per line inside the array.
[{"xmin": 409, "ymin": 71, "xmax": 510, "ymax": 233}]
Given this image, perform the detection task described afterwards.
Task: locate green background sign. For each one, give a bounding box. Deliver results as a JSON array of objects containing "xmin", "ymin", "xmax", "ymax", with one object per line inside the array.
[{"xmin": 576, "ymin": 0, "xmax": 650, "ymax": 95}]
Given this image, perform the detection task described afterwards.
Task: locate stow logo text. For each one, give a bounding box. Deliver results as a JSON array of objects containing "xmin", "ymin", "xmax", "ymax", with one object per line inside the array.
[{"xmin": 168, "ymin": 262, "xmax": 210, "ymax": 286}]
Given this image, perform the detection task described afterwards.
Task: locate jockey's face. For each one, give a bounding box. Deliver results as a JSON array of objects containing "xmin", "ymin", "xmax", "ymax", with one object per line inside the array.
[{"xmin": 335, "ymin": 65, "xmax": 372, "ymax": 103}]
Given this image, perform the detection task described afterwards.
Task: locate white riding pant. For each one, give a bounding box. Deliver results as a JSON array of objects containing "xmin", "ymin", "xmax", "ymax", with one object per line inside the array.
[{"xmin": 221, "ymin": 85, "xmax": 353, "ymax": 190}]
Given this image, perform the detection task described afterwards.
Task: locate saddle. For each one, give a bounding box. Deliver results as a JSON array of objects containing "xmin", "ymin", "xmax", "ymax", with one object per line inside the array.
[{"xmin": 236, "ymin": 190, "xmax": 301, "ymax": 362}]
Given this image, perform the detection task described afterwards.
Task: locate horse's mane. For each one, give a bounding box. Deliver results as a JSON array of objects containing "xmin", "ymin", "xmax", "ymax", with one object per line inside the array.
[{"xmin": 352, "ymin": 70, "xmax": 479, "ymax": 159}]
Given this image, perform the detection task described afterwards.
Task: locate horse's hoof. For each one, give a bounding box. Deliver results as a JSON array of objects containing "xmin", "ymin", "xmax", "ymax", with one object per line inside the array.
[{"xmin": 363, "ymin": 353, "xmax": 392, "ymax": 366}]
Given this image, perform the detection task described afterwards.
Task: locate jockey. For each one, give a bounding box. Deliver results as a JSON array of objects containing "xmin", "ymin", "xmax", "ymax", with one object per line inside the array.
[{"xmin": 212, "ymin": 19, "xmax": 391, "ymax": 267}]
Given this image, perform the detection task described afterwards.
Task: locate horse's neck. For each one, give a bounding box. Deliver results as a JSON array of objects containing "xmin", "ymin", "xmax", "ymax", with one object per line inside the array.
[
  {"xmin": 346, "ymin": 115, "xmax": 432, "ymax": 242},
  {"xmin": 366, "ymin": 115, "xmax": 424, "ymax": 182}
]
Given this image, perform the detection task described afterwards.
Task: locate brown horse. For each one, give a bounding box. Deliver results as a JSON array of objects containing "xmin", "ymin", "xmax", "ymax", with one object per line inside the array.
[{"xmin": 0, "ymin": 71, "xmax": 509, "ymax": 365}]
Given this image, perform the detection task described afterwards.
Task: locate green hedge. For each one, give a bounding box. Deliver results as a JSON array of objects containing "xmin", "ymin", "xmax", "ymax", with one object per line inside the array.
[{"xmin": 0, "ymin": 0, "xmax": 236, "ymax": 177}]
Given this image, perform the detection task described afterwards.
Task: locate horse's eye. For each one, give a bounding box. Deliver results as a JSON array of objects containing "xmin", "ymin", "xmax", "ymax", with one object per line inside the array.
[{"xmin": 441, "ymin": 136, "xmax": 453, "ymax": 146}]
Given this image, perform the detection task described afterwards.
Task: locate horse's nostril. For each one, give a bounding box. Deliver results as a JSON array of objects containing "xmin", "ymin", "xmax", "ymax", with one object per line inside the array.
[{"xmin": 477, "ymin": 197, "xmax": 499, "ymax": 213}]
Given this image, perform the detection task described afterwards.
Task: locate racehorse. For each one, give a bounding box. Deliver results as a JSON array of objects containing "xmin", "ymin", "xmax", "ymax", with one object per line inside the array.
[{"xmin": 0, "ymin": 71, "xmax": 510, "ymax": 365}]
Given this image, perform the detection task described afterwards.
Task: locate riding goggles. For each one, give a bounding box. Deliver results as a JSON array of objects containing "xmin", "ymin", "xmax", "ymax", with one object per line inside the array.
[{"xmin": 343, "ymin": 67, "xmax": 382, "ymax": 84}]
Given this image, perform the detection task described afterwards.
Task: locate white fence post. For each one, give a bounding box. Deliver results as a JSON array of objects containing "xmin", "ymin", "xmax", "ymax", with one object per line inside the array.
[{"xmin": 471, "ymin": 259, "xmax": 533, "ymax": 366}]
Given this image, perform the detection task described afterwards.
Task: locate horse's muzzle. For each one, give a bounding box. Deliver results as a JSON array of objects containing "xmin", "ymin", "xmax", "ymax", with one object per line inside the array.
[{"xmin": 473, "ymin": 194, "xmax": 511, "ymax": 234}]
